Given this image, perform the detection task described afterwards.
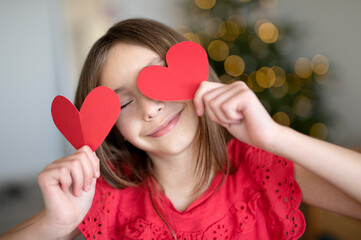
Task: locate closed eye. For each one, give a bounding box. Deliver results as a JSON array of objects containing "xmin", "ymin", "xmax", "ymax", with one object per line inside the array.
[{"xmin": 121, "ymin": 100, "xmax": 133, "ymax": 109}]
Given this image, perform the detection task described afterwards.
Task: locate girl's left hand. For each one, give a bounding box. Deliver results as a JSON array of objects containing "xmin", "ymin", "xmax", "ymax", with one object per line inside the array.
[{"xmin": 193, "ymin": 81, "xmax": 280, "ymax": 150}]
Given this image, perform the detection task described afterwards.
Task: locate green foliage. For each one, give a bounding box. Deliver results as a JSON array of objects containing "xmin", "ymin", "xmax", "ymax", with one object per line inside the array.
[{"xmin": 181, "ymin": 0, "xmax": 331, "ymax": 139}]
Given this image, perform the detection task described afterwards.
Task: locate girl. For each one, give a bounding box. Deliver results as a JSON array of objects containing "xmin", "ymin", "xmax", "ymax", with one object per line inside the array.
[{"xmin": 1, "ymin": 18, "xmax": 361, "ymax": 240}]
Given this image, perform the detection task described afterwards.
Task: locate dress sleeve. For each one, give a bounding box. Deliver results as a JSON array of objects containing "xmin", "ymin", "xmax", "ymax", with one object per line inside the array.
[{"xmin": 228, "ymin": 138, "xmax": 306, "ymax": 240}]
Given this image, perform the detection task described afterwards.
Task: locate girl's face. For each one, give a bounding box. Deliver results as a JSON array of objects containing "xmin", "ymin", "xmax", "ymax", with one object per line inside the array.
[{"xmin": 100, "ymin": 43, "xmax": 200, "ymax": 158}]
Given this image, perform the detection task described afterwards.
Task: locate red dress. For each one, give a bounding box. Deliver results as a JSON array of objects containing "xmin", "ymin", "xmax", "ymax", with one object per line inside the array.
[{"xmin": 79, "ymin": 139, "xmax": 306, "ymax": 239}]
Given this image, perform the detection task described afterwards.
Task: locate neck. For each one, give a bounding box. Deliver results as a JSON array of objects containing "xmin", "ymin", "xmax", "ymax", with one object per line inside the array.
[
  {"xmin": 147, "ymin": 143, "xmax": 198, "ymax": 193},
  {"xmin": 147, "ymin": 140, "xmax": 218, "ymax": 211}
]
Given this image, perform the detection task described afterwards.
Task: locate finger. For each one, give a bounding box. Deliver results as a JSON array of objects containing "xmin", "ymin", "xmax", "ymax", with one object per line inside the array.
[
  {"xmin": 76, "ymin": 146, "xmax": 99, "ymax": 188},
  {"xmin": 45, "ymin": 155, "xmax": 90, "ymax": 192},
  {"xmin": 219, "ymin": 89, "xmax": 247, "ymax": 121},
  {"xmin": 204, "ymin": 104, "xmax": 223, "ymax": 124},
  {"xmin": 67, "ymin": 159, "xmax": 84, "ymax": 197},
  {"xmin": 59, "ymin": 167, "xmax": 72, "ymax": 193},
  {"xmin": 215, "ymin": 82, "xmax": 252, "ymax": 122},
  {"xmin": 203, "ymin": 83, "xmax": 244, "ymax": 124},
  {"xmin": 81, "ymin": 145, "xmax": 100, "ymax": 178},
  {"xmin": 38, "ymin": 166, "xmax": 72, "ymax": 196},
  {"xmin": 52, "ymin": 146, "xmax": 100, "ymax": 179},
  {"xmin": 74, "ymin": 151, "xmax": 94, "ymax": 192},
  {"xmin": 193, "ymin": 81, "xmax": 223, "ymax": 116},
  {"xmin": 44, "ymin": 149, "xmax": 97, "ymax": 194}
]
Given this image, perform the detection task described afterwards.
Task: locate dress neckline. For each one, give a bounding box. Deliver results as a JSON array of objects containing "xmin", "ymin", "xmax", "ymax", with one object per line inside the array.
[{"xmin": 147, "ymin": 171, "xmax": 224, "ymax": 214}]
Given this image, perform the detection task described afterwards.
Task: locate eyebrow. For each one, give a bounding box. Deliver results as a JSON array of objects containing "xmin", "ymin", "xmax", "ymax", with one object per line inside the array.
[
  {"xmin": 114, "ymin": 87, "xmax": 125, "ymax": 94},
  {"xmin": 113, "ymin": 57, "xmax": 164, "ymax": 94},
  {"xmin": 146, "ymin": 57, "xmax": 164, "ymax": 67}
]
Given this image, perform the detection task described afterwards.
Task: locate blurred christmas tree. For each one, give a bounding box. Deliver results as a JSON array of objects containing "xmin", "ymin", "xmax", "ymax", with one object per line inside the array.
[{"xmin": 179, "ymin": 0, "xmax": 331, "ymax": 140}]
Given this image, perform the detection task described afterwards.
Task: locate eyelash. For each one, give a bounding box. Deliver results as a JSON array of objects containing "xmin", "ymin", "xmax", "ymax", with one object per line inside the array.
[{"xmin": 121, "ymin": 100, "xmax": 133, "ymax": 109}]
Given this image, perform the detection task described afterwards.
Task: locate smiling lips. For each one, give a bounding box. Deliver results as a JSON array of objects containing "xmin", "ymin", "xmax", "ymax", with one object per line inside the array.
[{"xmin": 147, "ymin": 109, "xmax": 183, "ymax": 138}]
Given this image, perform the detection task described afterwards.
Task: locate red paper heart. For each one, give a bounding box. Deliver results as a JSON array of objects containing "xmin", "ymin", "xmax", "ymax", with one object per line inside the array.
[
  {"xmin": 137, "ymin": 41, "xmax": 209, "ymax": 101},
  {"xmin": 51, "ymin": 86, "xmax": 120, "ymax": 151}
]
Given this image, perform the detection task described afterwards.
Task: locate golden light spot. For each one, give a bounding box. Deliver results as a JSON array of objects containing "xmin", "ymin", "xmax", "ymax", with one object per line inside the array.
[
  {"xmin": 310, "ymin": 122, "xmax": 328, "ymax": 140},
  {"xmin": 295, "ymin": 57, "xmax": 312, "ymax": 78},
  {"xmin": 176, "ymin": 25, "xmax": 190, "ymax": 34},
  {"xmin": 208, "ymin": 40, "xmax": 229, "ymax": 61},
  {"xmin": 247, "ymin": 72, "xmax": 265, "ymax": 93},
  {"xmin": 312, "ymin": 54, "xmax": 329, "ymax": 75},
  {"xmin": 183, "ymin": 32, "xmax": 201, "ymax": 44},
  {"xmin": 272, "ymin": 112, "xmax": 290, "ymax": 126},
  {"xmin": 255, "ymin": 67, "xmax": 276, "ymax": 88},
  {"xmin": 271, "ymin": 66, "xmax": 286, "ymax": 87},
  {"xmin": 194, "ymin": 0, "xmax": 216, "ymax": 10},
  {"xmin": 205, "ymin": 18, "xmax": 223, "ymax": 37},
  {"xmin": 258, "ymin": 22, "xmax": 279, "ymax": 44},
  {"xmin": 224, "ymin": 55, "xmax": 245, "ymax": 77},
  {"xmin": 228, "ymin": 15, "xmax": 247, "ymax": 34},
  {"xmin": 293, "ymin": 95, "xmax": 312, "ymax": 117},
  {"xmin": 259, "ymin": 0, "xmax": 278, "ymax": 8},
  {"xmin": 219, "ymin": 74, "xmax": 235, "ymax": 84},
  {"xmin": 219, "ymin": 21, "xmax": 239, "ymax": 41},
  {"xmin": 255, "ymin": 19, "xmax": 268, "ymax": 34},
  {"xmin": 270, "ymin": 84, "xmax": 288, "ymax": 98}
]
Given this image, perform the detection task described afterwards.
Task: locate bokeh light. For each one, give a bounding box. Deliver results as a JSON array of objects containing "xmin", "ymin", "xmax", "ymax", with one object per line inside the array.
[
  {"xmin": 224, "ymin": 55, "xmax": 245, "ymax": 76},
  {"xmin": 205, "ymin": 18, "xmax": 222, "ymax": 38},
  {"xmin": 247, "ymin": 72, "xmax": 265, "ymax": 92},
  {"xmin": 272, "ymin": 112, "xmax": 290, "ymax": 126},
  {"xmin": 186, "ymin": 0, "xmax": 332, "ymax": 141},
  {"xmin": 310, "ymin": 122, "xmax": 328, "ymax": 140},
  {"xmin": 293, "ymin": 95, "xmax": 313, "ymax": 117},
  {"xmin": 271, "ymin": 66, "xmax": 286, "ymax": 87},
  {"xmin": 228, "ymin": 15, "xmax": 247, "ymax": 34},
  {"xmin": 219, "ymin": 21, "xmax": 239, "ymax": 41},
  {"xmin": 219, "ymin": 74, "xmax": 235, "ymax": 84},
  {"xmin": 312, "ymin": 54, "xmax": 329, "ymax": 75},
  {"xmin": 183, "ymin": 32, "xmax": 202, "ymax": 44},
  {"xmin": 270, "ymin": 84, "xmax": 288, "ymax": 98},
  {"xmin": 208, "ymin": 40, "xmax": 229, "ymax": 61},
  {"xmin": 195, "ymin": 0, "xmax": 216, "ymax": 10},
  {"xmin": 295, "ymin": 57, "xmax": 312, "ymax": 78},
  {"xmin": 255, "ymin": 67, "xmax": 276, "ymax": 88},
  {"xmin": 257, "ymin": 22, "xmax": 279, "ymax": 44},
  {"xmin": 259, "ymin": 0, "xmax": 278, "ymax": 8},
  {"xmin": 255, "ymin": 19, "xmax": 268, "ymax": 34}
]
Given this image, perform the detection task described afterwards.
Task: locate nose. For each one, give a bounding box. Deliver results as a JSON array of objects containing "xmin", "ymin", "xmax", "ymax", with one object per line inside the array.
[{"xmin": 140, "ymin": 96, "xmax": 165, "ymax": 121}]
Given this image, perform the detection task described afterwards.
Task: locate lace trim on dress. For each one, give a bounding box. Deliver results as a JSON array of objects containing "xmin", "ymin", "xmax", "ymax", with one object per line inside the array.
[{"xmin": 244, "ymin": 145, "xmax": 306, "ymax": 240}]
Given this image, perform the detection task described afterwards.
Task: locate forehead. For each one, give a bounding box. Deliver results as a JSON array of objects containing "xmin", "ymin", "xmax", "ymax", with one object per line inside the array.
[{"xmin": 100, "ymin": 43, "xmax": 162, "ymax": 90}]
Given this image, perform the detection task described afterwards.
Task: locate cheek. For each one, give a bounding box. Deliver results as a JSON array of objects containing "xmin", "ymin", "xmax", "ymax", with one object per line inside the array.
[
  {"xmin": 180, "ymin": 102, "xmax": 200, "ymax": 136},
  {"xmin": 115, "ymin": 117, "xmax": 138, "ymax": 141}
]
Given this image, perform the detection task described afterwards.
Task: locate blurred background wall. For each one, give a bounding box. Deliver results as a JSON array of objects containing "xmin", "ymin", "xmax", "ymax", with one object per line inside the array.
[{"xmin": 0, "ymin": 0, "xmax": 360, "ymax": 239}]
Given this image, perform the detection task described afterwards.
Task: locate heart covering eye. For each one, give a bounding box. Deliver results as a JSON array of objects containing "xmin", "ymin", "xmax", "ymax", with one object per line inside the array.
[
  {"xmin": 137, "ymin": 41, "xmax": 209, "ymax": 101},
  {"xmin": 51, "ymin": 86, "xmax": 120, "ymax": 151}
]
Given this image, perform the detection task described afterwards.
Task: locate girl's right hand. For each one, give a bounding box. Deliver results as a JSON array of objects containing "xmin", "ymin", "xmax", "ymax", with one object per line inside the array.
[{"xmin": 37, "ymin": 145, "xmax": 100, "ymax": 238}]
